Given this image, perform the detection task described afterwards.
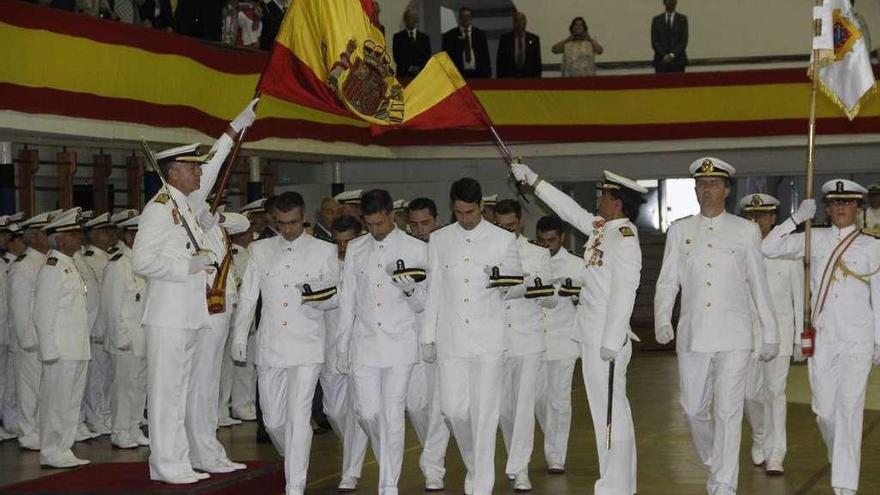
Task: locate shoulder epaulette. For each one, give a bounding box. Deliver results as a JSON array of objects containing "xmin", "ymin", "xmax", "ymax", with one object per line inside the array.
[
  {"xmin": 861, "ymin": 228, "xmax": 880, "ymax": 239},
  {"xmin": 46, "ymin": 257, "xmax": 58, "ymax": 266},
  {"xmin": 83, "ymin": 249, "xmax": 94, "ymax": 257},
  {"xmin": 109, "ymin": 253, "xmax": 124, "ymax": 262},
  {"xmin": 619, "ymin": 226, "xmax": 635, "ymax": 237},
  {"xmin": 154, "ymin": 192, "xmax": 170, "ymax": 205},
  {"xmin": 14, "ymin": 253, "xmax": 26, "ymax": 263}
]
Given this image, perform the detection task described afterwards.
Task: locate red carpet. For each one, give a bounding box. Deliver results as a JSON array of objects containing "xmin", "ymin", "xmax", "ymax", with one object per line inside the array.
[{"xmin": 0, "ymin": 462, "xmax": 284, "ymax": 495}]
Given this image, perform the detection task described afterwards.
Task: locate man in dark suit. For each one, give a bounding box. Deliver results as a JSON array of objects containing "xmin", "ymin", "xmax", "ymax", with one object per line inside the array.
[
  {"xmin": 139, "ymin": 0, "xmax": 174, "ymax": 30},
  {"xmin": 259, "ymin": 0, "xmax": 286, "ymax": 51},
  {"xmin": 496, "ymin": 12, "xmax": 542, "ymax": 78},
  {"xmin": 651, "ymin": 0, "xmax": 688, "ymax": 73},
  {"xmin": 393, "ymin": 8, "xmax": 432, "ymax": 78},
  {"xmin": 442, "ymin": 7, "xmax": 491, "ymax": 79}
]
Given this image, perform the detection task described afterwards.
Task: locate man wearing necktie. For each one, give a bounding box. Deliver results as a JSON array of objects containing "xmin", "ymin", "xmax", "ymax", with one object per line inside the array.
[
  {"xmin": 651, "ymin": 0, "xmax": 688, "ymax": 73},
  {"xmin": 497, "ymin": 11, "xmax": 542, "ymax": 78},
  {"xmin": 442, "ymin": 7, "xmax": 491, "ymax": 79},
  {"xmin": 392, "ymin": 8, "xmax": 432, "ymax": 78}
]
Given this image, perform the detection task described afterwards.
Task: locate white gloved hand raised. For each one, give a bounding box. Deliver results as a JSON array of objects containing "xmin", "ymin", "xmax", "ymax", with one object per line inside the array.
[
  {"xmin": 792, "ymin": 343, "xmax": 807, "ymax": 363},
  {"xmin": 336, "ymin": 351, "xmax": 351, "ymax": 374},
  {"xmin": 188, "ymin": 252, "xmax": 215, "ymax": 274},
  {"xmin": 655, "ymin": 324, "xmax": 675, "ymax": 345},
  {"xmin": 198, "ymin": 209, "xmax": 222, "ymax": 231},
  {"xmin": 391, "ymin": 274, "xmax": 417, "ymax": 296},
  {"xmin": 791, "ymin": 199, "xmax": 817, "ymax": 225},
  {"xmin": 600, "ymin": 347, "xmax": 618, "ymax": 362},
  {"xmin": 759, "ymin": 342, "xmax": 780, "ymax": 362},
  {"xmin": 230, "ymin": 97, "xmax": 260, "ymax": 133},
  {"xmin": 510, "ymin": 162, "xmax": 539, "ymax": 186},
  {"xmin": 231, "ymin": 338, "xmax": 247, "ymax": 362},
  {"xmin": 421, "ymin": 343, "xmax": 437, "ymax": 363}
]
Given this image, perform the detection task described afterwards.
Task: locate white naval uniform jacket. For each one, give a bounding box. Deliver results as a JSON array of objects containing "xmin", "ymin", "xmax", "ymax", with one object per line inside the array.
[
  {"xmin": 102, "ymin": 246, "xmax": 147, "ymax": 358},
  {"xmin": 232, "ymin": 233, "xmax": 340, "ymax": 368},
  {"xmin": 544, "ymin": 248, "xmax": 586, "ymax": 361},
  {"xmin": 132, "ymin": 133, "xmax": 232, "ymax": 330},
  {"xmin": 762, "ymin": 221, "xmax": 880, "ymax": 350},
  {"xmin": 503, "ymin": 236, "xmax": 552, "ymax": 357},
  {"xmin": 535, "ymin": 181, "xmax": 641, "ymax": 352},
  {"xmin": 0, "ymin": 255, "xmax": 9, "ymax": 349},
  {"xmin": 73, "ymin": 246, "xmax": 109, "ymax": 343},
  {"xmin": 421, "ymin": 220, "xmax": 522, "ymax": 358},
  {"xmin": 33, "ymin": 250, "xmax": 90, "ymax": 362},
  {"xmin": 655, "ymin": 212, "xmax": 779, "ymax": 353},
  {"xmin": 749, "ymin": 257, "xmax": 803, "ymax": 357},
  {"xmin": 9, "ymin": 247, "xmax": 48, "ymax": 351},
  {"xmin": 337, "ymin": 227, "xmax": 428, "ymax": 368},
  {"xmin": 324, "ymin": 258, "xmax": 345, "ymax": 372}
]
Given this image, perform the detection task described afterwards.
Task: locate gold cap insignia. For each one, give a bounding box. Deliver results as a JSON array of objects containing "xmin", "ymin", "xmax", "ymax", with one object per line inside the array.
[
  {"xmin": 751, "ymin": 195, "xmax": 762, "ymax": 207},
  {"xmin": 701, "ymin": 159, "xmax": 714, "ymax": 173}
]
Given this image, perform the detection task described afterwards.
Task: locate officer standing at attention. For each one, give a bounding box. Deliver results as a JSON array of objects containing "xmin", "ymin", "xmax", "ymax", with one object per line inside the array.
[
  {"xmin": 132, "ymin": 99, "xmax": 257, "ymax": 484},
  {"xmin": 654, "ymin": 157, "xmax": 779, "ymax": 495},
  {"xmin": 762, "ymin": 180, "xmax": 880, "ymax": 495}
]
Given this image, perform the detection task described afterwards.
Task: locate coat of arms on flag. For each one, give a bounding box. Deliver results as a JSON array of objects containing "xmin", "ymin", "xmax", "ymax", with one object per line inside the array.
[{"xmin": 328, "ymin": 39, "xmax": 404, "ymax": 123}]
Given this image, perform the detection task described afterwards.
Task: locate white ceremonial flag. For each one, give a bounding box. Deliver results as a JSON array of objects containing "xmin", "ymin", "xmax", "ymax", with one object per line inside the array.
[{"xmin": 811, "ymin": 0, "xmax": 877, "ymax": 120}]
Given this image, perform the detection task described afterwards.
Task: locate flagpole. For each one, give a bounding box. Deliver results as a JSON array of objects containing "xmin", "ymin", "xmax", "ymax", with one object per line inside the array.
[
  {"xmin": 210, "ymin": 93, "xmax": 261, "ymax": 214},
  {"xmin": 803, "ymin": 42, "xmax": 820, "ymax": 354},
  {"xmin": 489, "ymin": 125, "xmax": 529, "ymax": 203}
]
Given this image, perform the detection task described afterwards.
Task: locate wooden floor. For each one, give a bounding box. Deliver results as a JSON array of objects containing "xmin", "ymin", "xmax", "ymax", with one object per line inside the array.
[{"xmin": 2, "ymin": 351, "xmax": 879, "ymax": 494}]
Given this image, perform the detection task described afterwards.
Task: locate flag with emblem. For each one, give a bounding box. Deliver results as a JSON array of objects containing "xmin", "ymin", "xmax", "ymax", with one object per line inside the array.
[
  {"xmin": 257, "ymin": 0, "xmax": 490, "ymax": 135},
  {"xmin": 811, "ymin": 0, "xmax": 877, "ymax": 119}
]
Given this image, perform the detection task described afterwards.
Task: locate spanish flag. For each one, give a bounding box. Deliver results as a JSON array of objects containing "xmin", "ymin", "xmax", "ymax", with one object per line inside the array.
[{"xmin": 257, "ymin": 0, "xmax": 490, "ymax": 136}]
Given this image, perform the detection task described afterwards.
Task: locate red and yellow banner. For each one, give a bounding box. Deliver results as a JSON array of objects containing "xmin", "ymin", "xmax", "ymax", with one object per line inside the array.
[{"xmin": 2, "ymin": 1, "xmax": 880, "ymax": 153}]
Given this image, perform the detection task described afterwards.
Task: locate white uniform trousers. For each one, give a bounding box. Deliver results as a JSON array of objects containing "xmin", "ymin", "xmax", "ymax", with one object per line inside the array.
[
  {"xmin": 1, "ymin": 345, "xmax": 19, "ymax": 435},
  {"xmin": 809, "ymin": 345, "xmax": 873, "ymax": 491},
  {"xmin": 146, "ymin": 325, "xmax": 199, "ymax": 481},
  {"xmin": 231, "ymin": 333, "xmax": 257, "ymax": 417},
  {"xmin": 320, "ymin": 366, "xmax": 368, "ymax": 480},
  {"xmin": 582, "ymin": 343, "xmax": 637, "ymax": 495},
  {"xmin": 500, "ymin": 352, "xmax": 541, "ymax": 477},
  {"xmin": 258, "ymin": 363, "xmax": 321, "ymax": 495},
  {"xmin": 218, "ymin": 332, "xmax": 236, "ymax": 423},
  {"xmin": 39, "ymin": 359, "xmax": 87, "ymax": 465},
  {"xmin": 187, "ymin": 312, "xmax": 233, "ymax": 468},
  {"xmin": 535, "ymin": 357, "xmax": 577, "ymax": 468},
  {"xmin": 111, "ymin": 352, "xmax": 147, "ymax": 443},
  {"xmin": 352, "ymin": 364, "xmax": 413, "ymax": 495},
  {"xmin": 16, "ymin": 348, "xmax": 41, "ymax": 448},
  {"xmin": 83, "ymin": 343, "xmax": 112, "ymax": 431},
  {"xmin": 744, "ymin": 355, "xmax": 790, "ymax": 463},
  {"xmin": 406, "ymin": 360, "xmax": 450, "ymax": 481},
  {"xmin": 438, "ymin": 354, "xmax": 503, "ymax": 495},
  {"xmin": 679, "ymin": 349, "xmax": 750, "ymax": 495}
]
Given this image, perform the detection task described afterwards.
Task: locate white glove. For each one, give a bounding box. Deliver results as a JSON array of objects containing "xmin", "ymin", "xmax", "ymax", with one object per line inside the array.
[
  {"xmin": 188, "ymin": 253, "xmax": 214, "ymax": 274},
  {"xmin": 336, "ymin": 351, "xmax": 351, "ymax": 374},
  {"xmin": 600, "ymin": 347, "xmax": 617, "ymax": 361},
  {"xmin": 421, "ymin": 343, "xmax": 437, "ymax": 363},
  {"xmin": 655, "ymin": 324, "xmax": 675, "ymax": 345},
  {"xmin": 791, "ymin": 199, "xmax": 817, "ymax": 225},
  {"xmin": 230, "ymin": 97, "xmax": 259, "ymax": 133},
  {"xmin": 510, "ymin": 162, "xmax": 539, "ymax": 186},
  {"xmin": 231, "ymin": 338, "xmax": 247, "ymax": 362},
  {"xmin": 792, "ymin": 343, "xmax": 807, "ymax": 363},
  {"xmin": 198, "ymin": 209, "xmax": 221, "ymax": 231},
  {"xmin": 873, "ymin": 344, "xmax": 880, "ymax": 366},
  {"xmin": 391, "ymin": 274, "xmax": 417, "ymax": 296},
  {"xmin": 759, "ymin": 342, "xmax": 780, "ymax": 362}
]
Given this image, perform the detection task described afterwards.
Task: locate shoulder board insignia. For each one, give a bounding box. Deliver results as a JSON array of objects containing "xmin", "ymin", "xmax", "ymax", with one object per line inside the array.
[
  {"xmin": 14, "ymin": 253, "xmax": 26, "ymax": 262},
  {"xmin": 861, "ymin": 228, "xmax": 880, "ymax": 239},
  {"xmin": 110, "ymin": 253, "xmax": 124, "ymax": 262},
  {"xmin": 619, "ymin": 226, "xmax": 635, "ymax": 237},
  {"xmin": 84, "ymin": 250, "xmax": 94, "ymax": 257},
  {"xmin": 46, "ymin": 257, "xmax": 58, "ymax": 266},
  {"xmin": 155, "ymin": 192, "xmax": 170, "ymax": 205},
  {"xmin": 407, "ymin": 232, "xmax": 427, "ymax": 243}
]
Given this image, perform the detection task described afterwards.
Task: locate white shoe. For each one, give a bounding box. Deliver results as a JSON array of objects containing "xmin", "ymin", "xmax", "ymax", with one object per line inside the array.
[
  {"xmin": 337, "ymin": 476, "xmax": 358, "ymax": 492},
  {"xmin": 112, "ymin": 438, "xmax": 138, "ymax": 449},
  {"xmin": 194, "ymin": 462, "xmax": 237, "ymax": 474},
  {"xmin": 221, "ymin": 459, "xmax": 247, "ymax": 471},
  {"xmin": 750, "ymin": 444, "xmax": 765, "ymax": 466},
  {"xmin": 41, "ymin": 452, "xmax": 90, "ymax": 468},
  {"xmin": 190, "ymin": 471, "xmax": 211, "ymax": 480},
  {"xmin": 0, "ymin": 426, "xmax": 17, "ymax": 442},
  {"xmin": 425, "ymin": 478, "xmax": 444, "ymax": 491},
  {"xmin": 513, "ymin": 472, "xmax": 532, "ymax": 492},
  {"xmin": 464, "ymin": 474, "xmax": 474, "ymax": 495},
  {"xmin": 218, "ymin": 416, "xmax": 242, "ymax": 427},
  {"xmin": 153, "ymin": 474, "xmax": 199, "ymax": 484},
  {"xmin": 765, "ymin": 458, "xmax": 784, "ymax": 475},
  {"xmin": 232, "ymin": 406, "xmax": 258, "ymax": 421},
  {"xmin": 132, "ymin": 431, "xmax": 150, "ymax": 446}
]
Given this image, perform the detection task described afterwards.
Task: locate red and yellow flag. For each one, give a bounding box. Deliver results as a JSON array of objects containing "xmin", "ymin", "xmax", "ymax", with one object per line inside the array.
[{"xmin": 257, "ymin": 0, "xmax": 490, "ymax": 135}]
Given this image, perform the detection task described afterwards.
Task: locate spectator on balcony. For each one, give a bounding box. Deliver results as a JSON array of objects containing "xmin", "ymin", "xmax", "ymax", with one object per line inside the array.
[
  {"xmin": 76, "ymin": 0, "xmax": 117, "ymax": 19},
  {"xmin": 175, "ymin": 0, "xmax": 225, "ymax": 42},
  {"xmin": 113, "ymin": 0, "xmax": 140, "ymax": 24},
  {"xmin": 496, "ymin": 12, "xmax": 542, "ymax": 78},
  {"xmin": 139, "ymin": 0, "xmax": 174, "ymax": 31},
  {"xmin": 259, "ymin": 0, "xmax": 286, "ymax": 51},
  {"xmin": 221, "ymin": 0, "xmax": 262, "ymax": 49},
  {"xmin": 442, "ymin": 7, "xmax": 491, "ymax": 79},
  {"xmin": 651, "ymin": 0, "xmax": 688, "ymax": 73},
  {"xmin": 393, "ymin": 8, "xmax": 432, "ymax": 78},
  {"xmin": 552, "ymin": 17, "xmax": 603, "ymax": 77}
]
